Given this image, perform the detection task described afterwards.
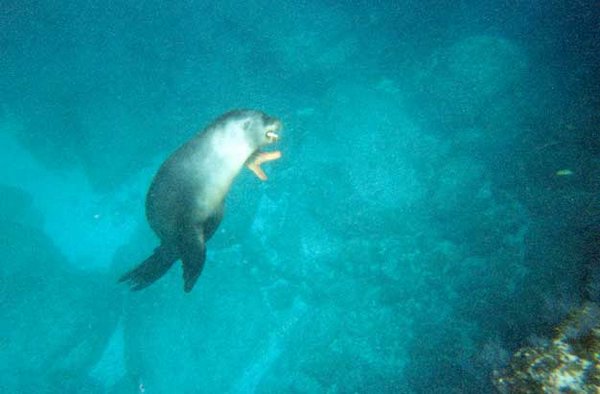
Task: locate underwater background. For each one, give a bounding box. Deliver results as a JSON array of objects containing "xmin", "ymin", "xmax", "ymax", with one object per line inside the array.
[{"xmin": 1, "ymin": 0, "xmax": 599, "ymax": 392}]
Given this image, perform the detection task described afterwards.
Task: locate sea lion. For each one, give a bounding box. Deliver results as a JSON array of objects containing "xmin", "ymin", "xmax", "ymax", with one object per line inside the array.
[{"xmin": 119, "ymin": 110, "xmax": 282, "ymax": 292}]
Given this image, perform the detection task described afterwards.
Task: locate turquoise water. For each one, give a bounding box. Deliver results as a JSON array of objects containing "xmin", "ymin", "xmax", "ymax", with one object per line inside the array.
[{"xmin": 1, "ymin": 1, "xmax": 598, "ymax": 392}]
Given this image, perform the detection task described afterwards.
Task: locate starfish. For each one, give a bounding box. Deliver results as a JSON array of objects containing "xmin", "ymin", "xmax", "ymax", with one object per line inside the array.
[{"xmin": 246, "ymin": 150, "xmax": 282, "ymax": 181}]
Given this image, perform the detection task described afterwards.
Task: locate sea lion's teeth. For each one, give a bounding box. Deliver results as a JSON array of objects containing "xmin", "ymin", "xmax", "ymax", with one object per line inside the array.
[{"xmin": 266, "ymin": 131, "xmax": 279, "ymax": 140}]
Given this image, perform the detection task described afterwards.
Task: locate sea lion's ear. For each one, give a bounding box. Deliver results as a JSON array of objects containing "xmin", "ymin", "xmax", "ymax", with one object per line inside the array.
[{"xmin": 242, "ymin": 119, "xmax": 252, "ymax": 130}]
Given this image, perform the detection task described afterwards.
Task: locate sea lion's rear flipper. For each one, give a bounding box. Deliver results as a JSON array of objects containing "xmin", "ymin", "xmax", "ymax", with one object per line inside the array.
[
  {"xmin": 119, "ymin": 246, "xmax": 178, "ymax": 291},
  {"xmin": 179, "ymin": 222, "xmax": 207, "ymax": 293}
]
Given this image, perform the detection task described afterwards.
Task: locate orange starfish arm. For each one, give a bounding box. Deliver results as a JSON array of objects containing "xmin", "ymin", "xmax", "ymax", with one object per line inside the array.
[{"xmin": 246, "ymin": 151, "xmax": 282, "ymax": 181}]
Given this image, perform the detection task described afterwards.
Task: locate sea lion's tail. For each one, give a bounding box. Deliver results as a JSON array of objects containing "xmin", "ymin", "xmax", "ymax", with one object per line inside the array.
[{"xmin": 119, "ymin": 246, "xmax": 178, "ymax": 291}]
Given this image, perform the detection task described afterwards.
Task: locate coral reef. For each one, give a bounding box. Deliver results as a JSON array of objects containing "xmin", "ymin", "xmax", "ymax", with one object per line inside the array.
[{"xmin": 494, "ymin": 303, "xmax": 600, "ymax": 393}]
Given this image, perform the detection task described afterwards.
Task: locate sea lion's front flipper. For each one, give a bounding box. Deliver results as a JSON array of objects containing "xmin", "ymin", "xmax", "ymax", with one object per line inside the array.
[
  {"xmin": 246, "ymin": 151, "xmax": 282, "ymax": 181},
  {"xmin": 178, "ymin": 222, "xmax": 207, "ymax": 293}
]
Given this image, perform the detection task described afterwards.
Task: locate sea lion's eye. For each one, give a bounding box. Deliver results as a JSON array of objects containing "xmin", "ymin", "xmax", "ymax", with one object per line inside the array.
[{"xmin": 242, "ymin": 120, "xmax": 252, "ymax": 130}]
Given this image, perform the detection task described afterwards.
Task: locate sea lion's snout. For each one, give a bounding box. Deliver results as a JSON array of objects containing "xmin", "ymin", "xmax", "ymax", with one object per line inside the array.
[
  {"xmin": 265, "ymin": 119, "xmax": 281, "ymax": 143},
  {"xmin": 244, "ymin": 114, "xmax": 282, "ymax": 181}
]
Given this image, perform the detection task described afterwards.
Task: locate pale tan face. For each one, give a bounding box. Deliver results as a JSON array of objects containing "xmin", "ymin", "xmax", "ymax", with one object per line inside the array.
[
  {"xmin": 264, "ymin": 119, "xmax": 281, "ymax": 143},
  {"xmin": 234, "ymin": 111, "xmax": 283, "ymax": 181},
  {"xmin": 240, "ymin": 111, "xmax": 282, "ymax": 148}
]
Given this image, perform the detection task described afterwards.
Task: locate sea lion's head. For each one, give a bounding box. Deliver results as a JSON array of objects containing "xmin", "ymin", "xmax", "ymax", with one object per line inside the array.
[
  {"xmin": 212, "ymin": 110, "xmax": 282, "ymax": 151},
  {"xmin": 213, "ymin": 109, "xmax": 281, "ymax": 150},
  {"xmin": 218, "ymin": 110, "xmax": 282, "ymax": 181},
  {"xmin": 207, "ymin": 110, "xmax": 282, "ymax": 181},
  {"xmin": 239, "ymin": 110, "xmax": 282, "ymax": 148}
]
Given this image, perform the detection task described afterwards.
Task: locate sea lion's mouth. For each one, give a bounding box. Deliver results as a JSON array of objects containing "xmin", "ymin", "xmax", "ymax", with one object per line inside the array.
[
  {"xmin": 265, "ymin": 120, "xmax": 281, "ymax": 143},
  {"xmin": 246, "ymin": 117, "xmax": 282, "ymax": 181}
]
